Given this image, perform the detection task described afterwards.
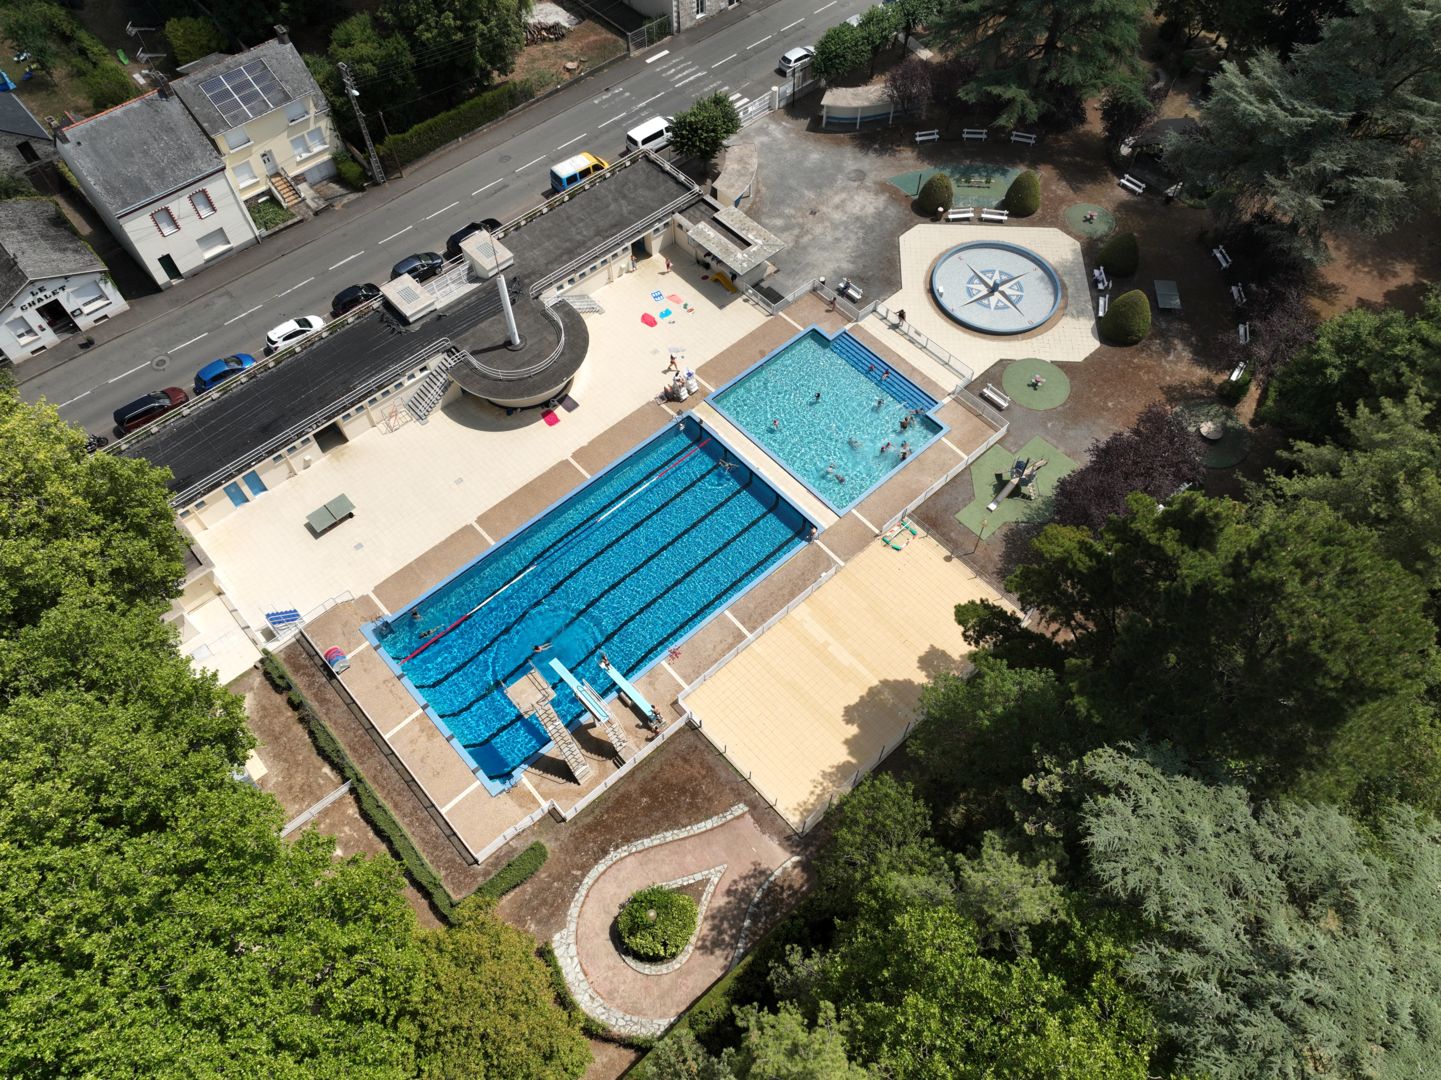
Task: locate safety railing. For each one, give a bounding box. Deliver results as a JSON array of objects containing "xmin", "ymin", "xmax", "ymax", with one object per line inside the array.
[{"xmin": 872, "ymin": 303, "xmax": 975, "ymax": 384}]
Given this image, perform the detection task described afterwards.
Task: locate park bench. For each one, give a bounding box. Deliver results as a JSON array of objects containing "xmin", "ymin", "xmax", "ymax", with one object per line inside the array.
[
  {"xmin": 1118, "ymin": 174, "xmax": 1146, "ymax": 194},
  {"xmin": 945, "ymin": 207, "xmax": 974, "ymax": 222},
  {"xmin": 962, "ymin": 128, "xmax": 988, "ymax": 142},
  {"xmin": 1231, "ymin": 283, "xmax": 1248, "ymax": 306},
  {"xmin": 1093, "ymin": 267, "xmax": 1111, "ymax": 291},
  {"xmin": 979, "ymin": 384, "xmax": 1011, "ymax": 410},
  {"xmin": 1097, "ymin": 294, "xmax": 1110, "ymax": 318},
  {"xmin": 1229, "ymin": 359, "xmax": 1249, "ymax": 382},
  {"xmin": 914, "ymin": 129, "xmax": 940, "ymax": 144},
  {"xmin": 980, "ymin": 208, "xmax": 1009, "ymax": 223},
  {"xmin": 958, "ymin": 178, "xmax": 992, "ymax": 187},
  {"xmin": 1238, "ymin": 322, "xmax": 1250, "ymax": 344},
  {"xmin": 1213, "ymin": 245, "xmax": 1233, "ymax": 270},
  {"xmin": 1010, "ymin": 131, "xmax": 1037, "ymax": 146}
]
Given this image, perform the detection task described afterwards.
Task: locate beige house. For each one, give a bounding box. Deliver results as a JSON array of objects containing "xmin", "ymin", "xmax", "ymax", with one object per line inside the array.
[{"xmin": 172, "ymin": 30, "xmax": 337, "ymax": 215}]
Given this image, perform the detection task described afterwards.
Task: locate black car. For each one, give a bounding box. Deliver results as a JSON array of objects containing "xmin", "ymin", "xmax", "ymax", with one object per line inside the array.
[
  {"xmin": 390, "ymin": 251, "xmax": 444, "ymax": 282},
  {"xmin": 331, "ymin": 282, "xmax": 381, "ymax": 316},
  {"xmin": 444, "ymin": 219, "xmax": 504, "ymax": 260}
]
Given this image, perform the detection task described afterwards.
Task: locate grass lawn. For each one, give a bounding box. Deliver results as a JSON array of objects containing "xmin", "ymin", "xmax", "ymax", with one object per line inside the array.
[
  {"xmin": 887, "ymin": 164, "xmax": 1022, "ymax": 209},
  {"xmin": 955, "ymin": 436, "xmax": 1080, "ymax": 538}
]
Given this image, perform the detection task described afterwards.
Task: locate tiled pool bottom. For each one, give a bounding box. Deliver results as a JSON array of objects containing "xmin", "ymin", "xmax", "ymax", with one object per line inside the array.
[{"xmin": 709, "ymin": 327, "xmax": 946, "ymax": 512}]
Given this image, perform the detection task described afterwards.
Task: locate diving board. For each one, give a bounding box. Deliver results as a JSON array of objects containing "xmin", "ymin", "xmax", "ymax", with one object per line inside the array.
[
  {"xmin": 601, "ymin": 656, "xmax": 664, "ymax": 730},
  {"xmin": 549, "ymin": 659, "xmax": 634, "ymax": 761}
]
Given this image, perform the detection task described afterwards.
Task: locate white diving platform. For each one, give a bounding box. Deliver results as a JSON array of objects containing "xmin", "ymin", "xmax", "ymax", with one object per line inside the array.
[
  {"xmin": 549, "ymin": 658, "xmax": 634, "ymax": 761},
  {"xmin": 600, "ymin": 655, "xmax": 663, "ymax": 729}
]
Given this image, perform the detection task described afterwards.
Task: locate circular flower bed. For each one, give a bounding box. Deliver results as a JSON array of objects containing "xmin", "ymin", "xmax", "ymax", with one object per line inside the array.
[{"xmin": 617, "ymin": 886, "xmax": 698, "ymax": 962}]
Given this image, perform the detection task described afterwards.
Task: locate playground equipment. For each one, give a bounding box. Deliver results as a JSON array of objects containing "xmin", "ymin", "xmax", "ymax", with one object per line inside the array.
[{"xmin": 986, "ymin": 457, "xmax": 1049, "ymax": 512}]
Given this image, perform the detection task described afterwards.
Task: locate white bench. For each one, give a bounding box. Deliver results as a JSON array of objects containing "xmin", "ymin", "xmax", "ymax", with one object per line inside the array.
[
  {"xmin": 1097, "ymin": 294, "xmax": 1110, "ymax": 317},
  {"xmin": 1229, "ymin": 359, "xmax": 1248, "ymax": 382},
  {"xmin": 979, "ymin": 384, "xmax": 1011, "ymax": 410},
  {"xmin": 1237, "ymin": 322, "xmax": 1250, "ymax": 344},
  {"xmin": 1010, "ymin": 131, "xmax": 1037, "ymax": 146},
  {"xmin": 945, "ymin": 207, "xmax": 974, "ymax": 222},
  {"xmin": 1092, "ymin": 267, "xmax": 1111, "ymax": 291},
  {"xmin": 914, "ymin": 129, "xmax": 940, "ymax": 144},
  {"xmin": 1118, "ymin": 174, "xmax": 1146, "ymax": 194},
  {"xmin": 1231, "ymin": 284, "xmax": 1247, "ymax": 306},
  {"xmin": 980, "ymin": 208, "xmax": 1009, "ymax": 223},
  {"xmin": 962, "ymin": 128, "xmax": 988, "ymax": 142},
  {"xmin": 1213, "ymin": 245, "xmax": 1233, "ymax": 270}
]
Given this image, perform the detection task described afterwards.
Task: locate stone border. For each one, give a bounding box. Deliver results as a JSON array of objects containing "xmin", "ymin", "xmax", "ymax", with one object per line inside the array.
[
  {"xmin": 551, "ymin": 803, "xmax": 748, "ymax": 1037},
  {"xmin": 620, "ymin": 865, "xmax": 726, "ymax": 976},
  {"xmin": 730, "ymin": 854, "xmax": 800, "ymax": 966}
]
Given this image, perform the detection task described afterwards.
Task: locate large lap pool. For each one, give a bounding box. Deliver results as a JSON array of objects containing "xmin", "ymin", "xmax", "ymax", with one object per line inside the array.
[
  {"xmin": 368, "ymin": 417, "xmax": 810, "ymax": 789},
  {"xmin": 710, "ymin": 328, "xmax": 945, "ymax": 511}
]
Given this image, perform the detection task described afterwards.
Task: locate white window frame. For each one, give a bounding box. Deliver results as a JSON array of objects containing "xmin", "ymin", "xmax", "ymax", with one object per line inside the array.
[
  {"xmin": 70, "ymin": 280, "xmax": 111, "ymax": 313},
  {"xmin": 152, "ymin": 207, "xmax": 180, "ymax": 236},
  {"xmin": 233, "ymin": 160, "xmax": 261, "ymax": 189},
  {"xmin": 6, "ymin": 315, "xmax": 38, "ymax": 344},
  {"xmin": 222, "ymin": 127, "xmax": 252, "ymax": 152},
  {"xmin": 289, "ymin": 127, "xmax": 328, "ymax": 162},
  {"xmin": 196, "ymin": 227, "xmax": 232, "ymax": 259},
  {"xmin": 190, "ymin": 188, "xmax": 218, "ymax": 219},
  {"xmin": 284, "ymin": 99, "xmax": 310, "ymax": 124}
]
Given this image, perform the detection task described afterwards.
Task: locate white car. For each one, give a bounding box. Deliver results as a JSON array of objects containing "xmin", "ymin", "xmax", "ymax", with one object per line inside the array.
[
  {"xmin": 264, "ymin": 315, "xmax": 325, "ymax": 354},
  {"xmin": 778, "ymin": 46, "xmax": 814, "ymax": 76}
]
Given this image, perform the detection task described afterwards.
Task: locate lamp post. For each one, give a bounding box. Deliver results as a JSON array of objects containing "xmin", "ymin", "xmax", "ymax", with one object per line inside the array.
[{"xmin": 339, "ymin": 62, "xmax": 385, "ymax": 185}]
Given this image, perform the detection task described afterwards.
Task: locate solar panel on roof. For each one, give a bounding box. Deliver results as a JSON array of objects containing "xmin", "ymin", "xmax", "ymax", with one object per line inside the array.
[{"xmin": 199, "ymin": 59, "xmax": 289, "ymax": 128}]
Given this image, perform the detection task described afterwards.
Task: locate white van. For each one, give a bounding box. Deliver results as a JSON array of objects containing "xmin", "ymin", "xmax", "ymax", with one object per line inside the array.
[{"xmin": 625, "ymin": 116, "xmax": 674, "ymax": 155}]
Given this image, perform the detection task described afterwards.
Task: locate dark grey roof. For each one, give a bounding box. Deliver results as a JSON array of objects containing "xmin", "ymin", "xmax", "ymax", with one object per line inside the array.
[
  {"xmin": 0, "ymin": 93, "xmax": 47, "ymax": 140},
  {"xmin": 0, "ymin": 198, "xmax": 102, "ymax": 307},
  {"xmin": 61, "ymin": 92, "xmax": 223, "ymax": 218},
  {"xmin": 172, "ymin": 39, "xmax": 326, "ymax": 137}
]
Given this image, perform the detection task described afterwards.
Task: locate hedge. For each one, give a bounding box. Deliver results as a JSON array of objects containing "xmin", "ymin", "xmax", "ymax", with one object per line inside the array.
[
  {"xmin": 1097, "ymin": 231, "xmax": 1140, "ymax": 276},
  {"xmin": 619, "ymin": 886, "xmax": 699, "ymax": 961},
  {"xmin": 379, "ymin": 82, "xmax": 533, "ymax": 168},
  {"xmin": 1100, "ymin": 288, "xmax": 1152, "ymax": 345},
  {"xmin": 1004, "ymin": 169, "xmax": 1041, "ymax": 216},
  {"xmin": 477, "ymin": 841, "xmax": 548, "ymax": 900},
  {"xmin": 259, "ymin": 650, "xmax": 457, "ymax": 922},
  {"xmin": 332, "ymin": 153, "xmax": 367, "ymax": 190},
  {"xmin": 1218, "ymin": 372, "xmax": 1251, "ymax": 404},
  {"xmin": 917, "ymin": 172, "xmax": 954, "ymax": 214}
]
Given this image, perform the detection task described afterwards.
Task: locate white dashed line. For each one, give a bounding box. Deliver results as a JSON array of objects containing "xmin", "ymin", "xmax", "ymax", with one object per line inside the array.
[
  {"xmin": 379, "ymin": 225, "xmax": 412, "ymax": 243},
  {"xmin": 223, "ymin": 304, "xmax": 265, "ymax": 326},
  {"xmin": 424, "ymin": 201, "xmax": 459, "ymax": 220},
  {"xmin": 645, "ymin": 49, "xmax": 670, "ymax": 63},
  {"xmin": 634, "ymin": 92, "xmax": 666, "ymax": 108},
  {"xmin": 58, "ymin": 390, "xmax": 91, "ymax": 407},
  {"xmin": 554, "ymin": 133, "xmax": 587, "ymax": 151},
  {"xmin": 169, "ymin": 332, "xmax": 209, "ymax": 352},
  {"xmin": 326, "ymin": 252, "xmax": 363, "ymax": 270},
  {"xmin": 675, "ymin": 72, "xmax": 704, "ymax": 87},
  {"xmin": 472, "ymin": 178, "xmax": 502, "ymax": 195},
  {"xmin": 277, "ymin": 276, "xmax": 314, "ymax": 297},
  {"xmin": 780, "ymin": 18, "xmax": 804, "ymax": 31},
  {"xmin": 712, "ymin": 53, "xmax": 736, "ymax": 68},
  {"xmin": 814, "ymin": 0, "xmax": 835, "ymax": 10},
  {"xmin": 748, "ymin": 34, "xmax": 772, "ymax": 48},
  {"xmin": 515, "ymin": 155, "xmax": 545, "ymax": 173},
  {"xmin": 598, "ymin": 111, "xmax": 629, "ymax": 127},
  {"xmin": 107, "ymin": 360, "xmax": 150, "ymax": 383}
]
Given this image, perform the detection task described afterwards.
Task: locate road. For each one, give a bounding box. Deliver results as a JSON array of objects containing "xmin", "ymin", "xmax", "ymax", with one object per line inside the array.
[{"xmin": 24, "ymin": 0, "xmax": 868, "ymax": 435}]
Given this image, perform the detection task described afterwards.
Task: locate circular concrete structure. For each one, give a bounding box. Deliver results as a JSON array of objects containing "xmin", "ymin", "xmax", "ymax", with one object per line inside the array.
[{"xmin": 930, "ymin": 241, "xmax": 1062, "ymax": 335}]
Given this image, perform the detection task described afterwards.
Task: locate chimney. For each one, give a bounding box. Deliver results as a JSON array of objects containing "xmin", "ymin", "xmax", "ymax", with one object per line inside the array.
[
  {"xmin": 47, "ymin": 117, "xmax": 68, "ymax": 145},
  {"xmin": 152, "ymin": 71, "xmax": 173, "ymax": 98},
  {"xmin": 275, "ymin": 25, "xmax": 290, "ymax": 44}
]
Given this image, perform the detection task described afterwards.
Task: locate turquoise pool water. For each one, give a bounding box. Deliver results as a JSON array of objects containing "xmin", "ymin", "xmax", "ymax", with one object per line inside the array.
[{"xmin": 711, "ymin": 329, "xmax": 944, "ymax": 511}]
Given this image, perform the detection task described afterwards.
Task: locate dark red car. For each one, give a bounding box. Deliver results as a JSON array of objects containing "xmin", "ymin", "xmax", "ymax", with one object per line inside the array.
[{"xmin": 113, "ymin": 387, "xmax": 188, "ymax": 435}]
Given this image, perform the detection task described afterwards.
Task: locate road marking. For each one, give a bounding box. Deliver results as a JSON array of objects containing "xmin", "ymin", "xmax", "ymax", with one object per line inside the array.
[
  {"xmin": 780, "ymin": 17, "xmax": 804, "ymax": 31},
  {"xmin": 645, "ymin": 49, "xmax": 670, "ymax": 63},
  {"xmin": 223, "ymin": 304, "xmax": 265, "ymax": 325},
  {"xmin": 814, "ymin": 0, "xmax": 835, "ymax": 10},
  {"xmin": 424, "ymin": 201, "xmax": 459, "ymax": 220},
  {"xmin": 472, "ymin": 178, "xmax": 502, "ymax": 195},
  {"xmin": 598, "ymin": 111, "xmax": 629, "ymax": 127},
  {"xmin": 277, "ymin": 276, "xmax": 314, "ymax": 297},
  {"xmin": 326, "ymin": 251, "xmax": 363, "ymax": 270},
  {"xmin": 675, "ymin": 71, "xmax": 704, "ymax": 87},
  {"xmin": 729, "ymin": 91, "xmax": 744, "ymax": 101},
  {"xmin": 379, "ymin": 225, "xmax": 412, "ymax": 243},
  {"xmin": 515, "ymin": 155, "xmax": 545, "ymax": 173},
  {"xmin": 107, "ymin": 360, "xmax": 150, "ymax": 383},
  {"xmin": 58, "ymin": 390, "xmax": 91, "ymax": 407},
  {"xmin": 554, "ymin": 132, "xmax": 587, "ymax": 151},
  {"xmin": 635, "ymin": 91, "xmax": 666, "ymax": 108},
  {"xmin": 169, "ymin": 332, "xmax": 209, "ymax": 352},
  {"xmin": 712, "ymin": 53, "xmax": 737, "ymax": 68},
  {"xmin": 748, "ymin": 34, "xmax": 773, "ymax": 48}
]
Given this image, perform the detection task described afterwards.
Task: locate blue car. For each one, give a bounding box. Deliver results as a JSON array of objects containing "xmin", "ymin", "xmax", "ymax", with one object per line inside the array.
[{"xmin": 194, "ymin": 353, "xmax": 256, "ymax": 394}]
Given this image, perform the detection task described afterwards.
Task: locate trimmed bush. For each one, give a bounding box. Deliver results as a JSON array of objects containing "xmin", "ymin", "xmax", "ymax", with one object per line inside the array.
[
  {"xmin": 916, "ymin": 172, "xmax": 954, "ymax": 215},
  {"xmin": 618, "ymin": 886, "xmax": 698, "ymax": 961},
  {"xmin": 83, "ymin": 64, "xmax": 136, "ymax": 110},
  {"xmin": 1100, "ymin": 288, "xmax": 1153, "ymax": 345},
  {"xmin": 332, "ymin": 153, "xmax": 367, "ymax": 190},
  {"xmin": 477, "ymin": 841, "xmax": 548, "ymax": 900},
  {"xmin": 1004, "ymin": 169, "xmax": 1041, "ymax": 217},
  {"xmin": 1097, "ymin": 230, "xmax": 1140, "ymax": 276},
  {"xmin": 1218, "ymin": 372, "xmax": 1252, "ymax": 404},
  {"xmin": 379, "ymin": 83, "xmax": 531, "ymax": 168}
]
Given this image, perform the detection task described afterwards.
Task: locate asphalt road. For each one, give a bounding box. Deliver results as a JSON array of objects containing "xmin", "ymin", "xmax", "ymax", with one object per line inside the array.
[{"xmin": 24, "ymin": 0, "xmax": 871, "ymax": 435}]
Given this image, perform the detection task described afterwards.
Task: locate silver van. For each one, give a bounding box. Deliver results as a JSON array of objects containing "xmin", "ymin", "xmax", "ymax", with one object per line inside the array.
[{"xmin": 625, "ymin": 116, "xmax": 674, "ymax": 155}]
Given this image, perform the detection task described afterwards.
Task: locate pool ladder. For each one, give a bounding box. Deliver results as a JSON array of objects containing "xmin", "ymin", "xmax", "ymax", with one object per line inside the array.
[{"xmin": 530, "ymin": 698, "xmax": 593, "ymax": 784}]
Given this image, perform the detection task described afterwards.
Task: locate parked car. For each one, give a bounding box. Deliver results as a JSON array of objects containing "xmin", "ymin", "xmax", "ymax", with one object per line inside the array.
[
  {"xmin": 193, "ymin": 353, "xmax": 256, "ymax": 394},
  {"xmin": 444, "ymin": 220, "xmax": 503, "ymax": 260},
  {"xmin": 390, "ymin": 251, "xmax": 444, "ymax": 282},
  {"xmin": 331, "ymin": 283, "xmax": 381, "ymax": 316},
  {"xmin": 548, "ymin": 152, "xmax": 608, "ymax": 194},
  {"xmin": 778, "ymin": 46, "xmax": 814, "ymax": 75},
  {"xmin": 113, "ymin": 387, "xmax": 189, "ymax": 435},
  {"xmin": 625, "ymin": 116, "xmax": 674, "ymax": 155},
  {"xmin": 264, "ymin": 315, "xmax": 326, "ymax": 355}
]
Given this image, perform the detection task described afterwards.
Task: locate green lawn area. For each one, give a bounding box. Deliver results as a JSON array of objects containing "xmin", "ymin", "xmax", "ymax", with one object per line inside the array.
[
  {"xmin": 955, "ymin": 436, "xmax": 1080, "ymax": 538},
  {"xmin": 888, "ymin": 164, "xmax": 1022, "ymax": 209}
]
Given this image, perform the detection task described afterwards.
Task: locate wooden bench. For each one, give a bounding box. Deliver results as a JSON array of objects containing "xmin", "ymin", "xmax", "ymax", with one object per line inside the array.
[
  {"xmin": 958, "ymin": 178, "xmax": 993, "ymax": 187},
  {"xmin": 962, "ymin": 128, "xmax": 988, "ymax": 142},
  {"xmin": 1097, "ymin": 294, "xmax": 1110, "ymax": 318},
  {"xmin": 980, "ymin": 208, "xmax": 1009, "ymax": 223},
  {"xmin": 979, "ymin": 383, "xmax": 1011, "ymax": 410},
  {"xmin": 1010, "ymin": 131, "xmax": 1037, "ymax": 146},
  {"xmin": 945, "ymin": 207, "xmax": 974, "ymax": 222},
  {"xmin": 1229, "ymin": 359, "xmax": 1248, "ymax": 382},
  {"xmin": 1092, "ymin": 267, "xmax": 1111, "ymax": 291},
  {"xmin": 914, "ymin": 129, "xmax": 940, "ymax": 144},
  {"xmin": 306, "ymin": 494, "xmax": 355, "ymax": 536},
  {"xmin": 1231, "ymin": 283, "xmax": 1247, "ymax": 306},
  {"xmin": 1118, "ymin": 174, "xmax": 1146, "ymax": 194},
  {"xmin": 1213, "ymin": 245, "xmax": 1233, "ymax": 270},
  {"xmin": 1237, "ymin": 322, "xmax": 1250, "ymax": 344}
]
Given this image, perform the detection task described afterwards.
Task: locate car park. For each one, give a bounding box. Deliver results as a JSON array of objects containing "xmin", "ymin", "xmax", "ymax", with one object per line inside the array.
[
  {"xmin": 264, "ymin": 315, "xmax": 326, "ymax": 355},
  {"xmin": 625, "ymin": 116, "xmax": 674, "ymax": 155},
  {"xmin": 444, "ymin": 220, "xmax": 503, "ymax": 260},
  {"xmin": 390, "ymin": 251, "xmax": 444, "ymax": 282},
  {"xmin": 549, "ymin": 152, "xmax": 608, "ymax": 194},
  {"xmin": 331, "ymin": 283, "xmax": 381, "ymax": 316},
  {"xmin": 193, "ymin": 353, "xmax": 256, "ymax": 394},
  {"xmin": 113, "ymin": 387, "xmax": 189, "ymax": 435},
  {"xmin": 778, "ymin": 47, "xmax": 814, "ymax": 75}
]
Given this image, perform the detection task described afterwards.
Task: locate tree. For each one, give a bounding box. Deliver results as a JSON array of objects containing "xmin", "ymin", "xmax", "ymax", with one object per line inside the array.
[
  {"xmin": 0, "ymin": 1, "xmax": 65, "ymax": 77},
  {"xmin": 856, "ymin": 5, "xmax": 899, "ymax": 78},
  {"xmin": 812, "ymin": 21, "xmax": 868, "ymax": 83},
  {"xmin": 1099, "ymin": 82, "xmax": 1157, "ymax": 147},
  {"xmin": 1003, "ymin": 169, "xmax": 1040, "ymax": 216},
  {"xmin": 310, "ymin": 14, "xmax": 422, "ymax": 140},
  {"xmin": 723, "ymin": 1004, "xmax": 871, "ymax": 1078},
  {"xmin": 1211, "ymin": 281, "xmax": 1317, "ymax": 384},
  {"xmin": 411, "ymin": 898, "xmax": 589, "ymax": 1079},
  {"xmin": 916, "ymin": 171, "xmax": 953, "ymax": 213},
  {"xmin": 884, "ymin": 56, "xmax": 934, "ymax": 116},
  {"xmin": 890, "ymin": 0, "xmax": 937, "ymax": 51},
  {"xmin": 931, "ymin": 0, "xmax": 1148, "ymax": 128},
  {"xmin": 1050, "ymin": 404, "xmax": 1204, "ymax": 532},
  {"xmin": 670, "ymin": 92, "xmax": 742, "ymax": 162},
  {"xmin": 380, "ymin": 0, "xmax": 528, "ymax": 92},
  {"xmin": 164, "ymin": 16, "xmax": 224, "ymax": 66},
  {"xmin": 1168, "ymin": 0, "xmax": 1441, "ymax": 262},
  {"xmin": 1098, "ymin": 289, "xmax": 1150, "ymax": 345},
  {"xmin": 1095, "ymin": 231, "xmax": 1139, "ymax": 276},
  {"xmin": 954, "ymin": 831, "xmax": 1065, "ymax": 955},
  {"xmin": 1082, "ymin": 747, "xmax": 1441, "ymax": 1080}
]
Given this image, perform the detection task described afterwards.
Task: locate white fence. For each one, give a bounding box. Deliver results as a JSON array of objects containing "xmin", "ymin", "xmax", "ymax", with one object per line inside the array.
[{"xmin": 872, "ymin": 303, "xmax": 975, "ymax": 385}]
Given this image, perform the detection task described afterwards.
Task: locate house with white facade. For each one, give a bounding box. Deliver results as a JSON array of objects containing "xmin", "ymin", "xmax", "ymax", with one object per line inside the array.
[
  {"xmin": 0, "ymin": 197, "xmax": 128, "ymax": 362},
  {"xmin": 172, "ymin": 31, "xmax": 337, "ymax": 215},
  {"xmin": 57, "ymin": 87, "xmax": 260, "ymax": 290}
]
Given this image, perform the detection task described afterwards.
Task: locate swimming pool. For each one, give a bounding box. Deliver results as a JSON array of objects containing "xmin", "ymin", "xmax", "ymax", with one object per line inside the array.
[
  {"xmin": 368, "ymin": 417, "xmax": 810, "ymax": 789},
  {"xmin": 710, "ymin": 328, "xmax": 945, "ymax": 512}
]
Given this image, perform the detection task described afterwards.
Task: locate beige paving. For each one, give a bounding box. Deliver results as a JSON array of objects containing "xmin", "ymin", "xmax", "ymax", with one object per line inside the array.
[
  {"xmin": 683, "ymin": 532, "xmax": 1007, "ymax": 829},
  {"xmin": 178, "ymin": 594, "xmax": 261, "ymax": 685}
]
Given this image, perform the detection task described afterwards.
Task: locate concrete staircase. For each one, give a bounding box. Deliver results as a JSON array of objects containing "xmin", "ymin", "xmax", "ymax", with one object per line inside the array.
[
  {"xmin": 531, "ymin": 699, "xmax": 592, "ymax": 784},
  {"xmin": 559, "ymin": 293, "xmax": 604, "ymax": 314}
]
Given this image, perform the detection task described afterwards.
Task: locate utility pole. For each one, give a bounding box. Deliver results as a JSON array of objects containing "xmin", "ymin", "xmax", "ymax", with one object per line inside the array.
[{"xmin": 338, "ymin": 61, "xmax": 385, "ymax": 185}]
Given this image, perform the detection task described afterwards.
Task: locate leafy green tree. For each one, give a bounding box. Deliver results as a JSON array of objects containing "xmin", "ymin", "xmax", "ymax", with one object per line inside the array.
[
  {"xmin": 1096, "ymin": 230, "xmax": 1139, "ymax": 275},
  {"xmin": 954, "ymin": 831, "xmax": 1064, "ymax": 955},
  {"xmin": 1099, "ymin": 82, "xmax": 1156, "ymax": 147},
  {"xmin": 723, "ymin": 1004, "xmax": 870, "ymax": 1078},
  {"xmin": 380, "ymin": 0, "xmax": 528, "ymax": 91},
  {"xmin": 931, "ymin": 0, "xmax": 1148, "ymax": 127},
  {"xmin": 164, "ymin": 16, "xmax": 225, "ymax": 66},
  {"xmin": 916, "ymin": 171, "xmax": 953, "ymax": 212},
  {"xmin": 1083, "ymin": 747, "xmax": 1441, "ymax": 1080},
  {"xmin": 0, "ymin": 1, "xmax": 65, "ymax": 76},
  {"xmin": 670, "ymin": 92, "xmax": 741, "ymax": 162},
  {"xmin": 1003, "ymin": 169, "xmax": 1040, "ymax": 216},
  {"xmin": 309, "ymin": 15, "xmax": 423, "ymax": 139},
  {"xmin": 812, "ymin": 21, "xmax": 868, "ymax": 83},
  {"xmin": 891, "ymin": 0, "xmax": 937, "ymax": 51},
  {"xmin": 855, "ymin": 5, "xmax": 899, "ymax": 77}
]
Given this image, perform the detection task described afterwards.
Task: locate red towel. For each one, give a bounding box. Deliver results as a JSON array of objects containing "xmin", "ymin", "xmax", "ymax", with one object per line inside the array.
[
  {"xmin": 542, "ymin": 410, "xmax": 559, "ymax": 426},
  {"xmin": 641, "ymin": 313, "xmax": 658, "ymax": 327}
]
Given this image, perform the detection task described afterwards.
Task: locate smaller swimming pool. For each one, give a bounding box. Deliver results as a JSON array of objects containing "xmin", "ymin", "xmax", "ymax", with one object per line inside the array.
[{"xmin": 710, "ymin": 327, "xmax": 946, "ymax": 511}]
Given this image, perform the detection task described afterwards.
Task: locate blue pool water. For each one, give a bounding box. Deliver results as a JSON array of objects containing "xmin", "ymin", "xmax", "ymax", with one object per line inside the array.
[
  {"xmin": 371, "ymin": 417, "xmax": 809, "ymax": 787},
  {"xmin": 711, "ymin": 328, "xmax": 944, "ymax": 511}
]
